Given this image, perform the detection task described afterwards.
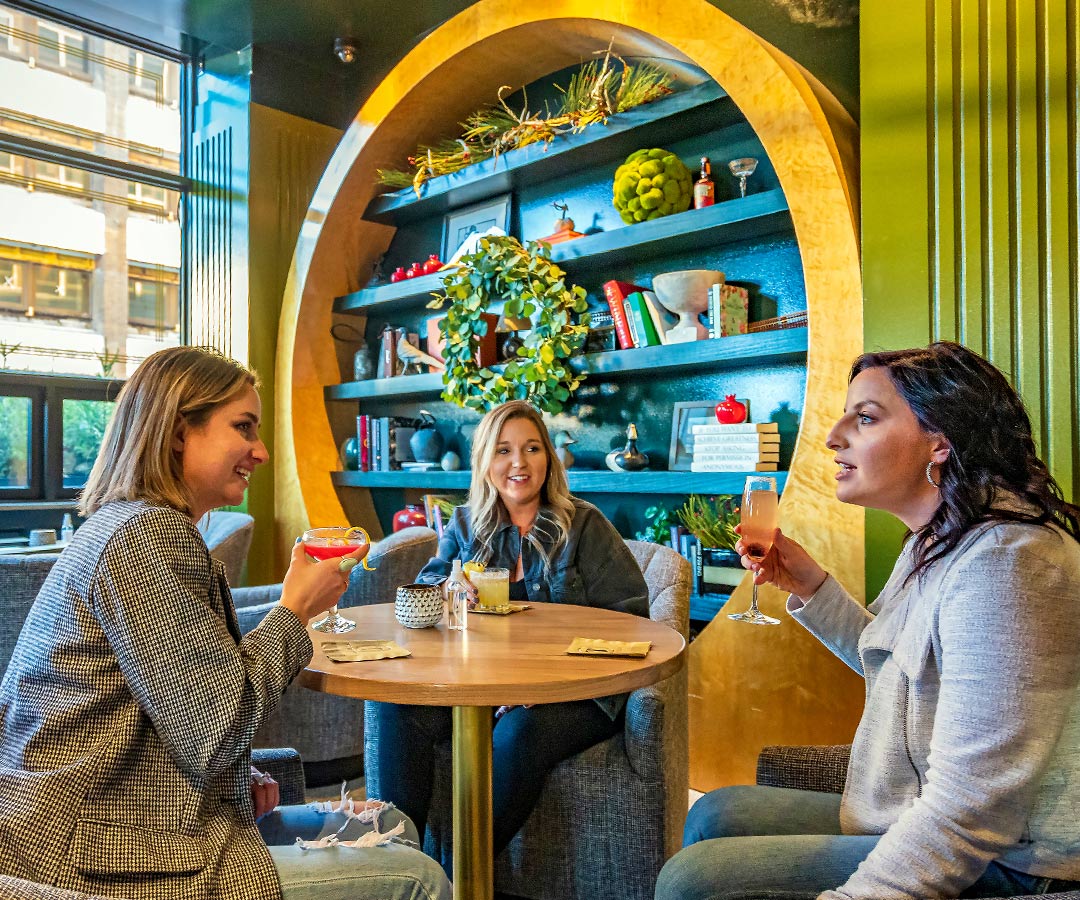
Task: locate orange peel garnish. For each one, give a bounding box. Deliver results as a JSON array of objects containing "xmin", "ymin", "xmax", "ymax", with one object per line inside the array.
[{"xmin": 345, "ymin": 526, "xmax": 376, "ymax": 570}]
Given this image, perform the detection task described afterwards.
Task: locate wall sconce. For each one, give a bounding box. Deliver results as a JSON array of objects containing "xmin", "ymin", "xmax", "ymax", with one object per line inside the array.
[{"xmin": 333, "ymin": 38, "xmax": 358, "ymax": 64}]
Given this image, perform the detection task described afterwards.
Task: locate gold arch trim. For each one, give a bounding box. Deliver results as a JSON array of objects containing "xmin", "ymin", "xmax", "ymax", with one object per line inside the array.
[{"xmin": 276, "ymin": 0, "xmax": 866, "ymax": 788}]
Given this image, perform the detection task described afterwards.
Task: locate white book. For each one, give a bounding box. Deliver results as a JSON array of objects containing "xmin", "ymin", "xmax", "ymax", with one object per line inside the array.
[
  {"xmin": 692, "ymin": 434, "xmax": 781, "ymax": 448},
  {"xmin": 693, "ymin": 452, "xmax": 780, "ymax": 463},
  {"xmin": 641, "ymin": 290, "xmax": 677, "ymax": 344},
  {"xmin": 690, "ymin": 461, "xmax": 778, "ymax": 472},
  {"xmin": 691, "ymin": 422, "xmax": 779, "ymax": 435}
]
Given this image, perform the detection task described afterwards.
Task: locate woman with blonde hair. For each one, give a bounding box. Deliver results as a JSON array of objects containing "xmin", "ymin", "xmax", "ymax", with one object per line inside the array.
[
  {"xmin": 374, "ymin": 399, "xmax": 649, "ymax": 869},
  {"xmin": 0, "ymin": 346, "xmax": 450, "ymax": 900}
]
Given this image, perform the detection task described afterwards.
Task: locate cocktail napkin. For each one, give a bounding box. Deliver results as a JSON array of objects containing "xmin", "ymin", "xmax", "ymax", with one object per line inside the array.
[
  {"xmin": 566, "ymin": 637, "xmax": 652, "ymax": 658},
  {"xmin": 321, "ymin": 640, "xmax": 411, "ymax": 662},
  {"xmin": 470, "ymin": 603, "xmax": 531, "ymax": 616}
]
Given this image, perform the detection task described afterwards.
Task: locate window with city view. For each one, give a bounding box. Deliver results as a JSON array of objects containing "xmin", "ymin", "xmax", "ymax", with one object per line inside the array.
[
  {"xmin": 0, "ymin": 6, "xmax": 187, "ymax": 506},
  {"xmin": 0, "ymin": 4, "xmax": 185, "ymax": 379}
]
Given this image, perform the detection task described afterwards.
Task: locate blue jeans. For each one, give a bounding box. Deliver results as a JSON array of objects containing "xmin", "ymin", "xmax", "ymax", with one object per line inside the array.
[
  {"xmin": 259, "ymin": 803, "xmax": 451, "ymax": 900},
  {"xmin": 374, "ymin": 699, "xmax": 622, "ymax": 872},
  {"xmin": 655, "ymin": 785, "xmax": 1080, "ymax": 900}
]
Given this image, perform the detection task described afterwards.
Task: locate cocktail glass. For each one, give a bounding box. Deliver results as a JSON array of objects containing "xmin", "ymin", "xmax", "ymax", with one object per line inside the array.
[
  {"xmin": 728, "ymin": 476, "xmax": 781, "ymax": 626},
  {"xmin": 470, "ymin": 567, "xmax": 510, "ymax": 612},
  {"xmin": 728, "ymin": 157, "xmax": 758, "ymax": 198},
  {"xmin": 302, "ymin": 526, "xmax": 369, "ymax": 633}
]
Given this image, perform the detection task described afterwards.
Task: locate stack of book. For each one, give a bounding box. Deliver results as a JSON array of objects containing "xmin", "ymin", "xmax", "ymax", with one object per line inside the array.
[
  {"xmin": 356, "ymin": 415, "xmax": 416, "ymax": 472},
  {"xmin": 601, "ymin": 280, "xmax": 677, "ymax": 349},
  {"xmin": 689, "ymin": 421, "xmax": 779, "ymax": 472}
]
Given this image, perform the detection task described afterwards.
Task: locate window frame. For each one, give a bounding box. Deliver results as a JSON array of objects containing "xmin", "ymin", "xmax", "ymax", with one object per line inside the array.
[{"xmin": 0, "ymin": 372, "xmax": 124, "ymax": 501}]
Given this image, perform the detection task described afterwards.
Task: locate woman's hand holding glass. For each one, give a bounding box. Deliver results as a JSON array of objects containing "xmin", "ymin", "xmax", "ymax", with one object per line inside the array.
[
  {"xmin": 278, "ymin": 538, "xmax": 368, "ymax": 624},
  {"xmin": 735, "ymin": 526, "xmax": 829, "ymax": 603}
]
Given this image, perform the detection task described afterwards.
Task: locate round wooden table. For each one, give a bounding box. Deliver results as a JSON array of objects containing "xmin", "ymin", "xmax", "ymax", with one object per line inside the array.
[{"xmin": 300, "ymin": 602, "xmax": 686, "ymax": 900}]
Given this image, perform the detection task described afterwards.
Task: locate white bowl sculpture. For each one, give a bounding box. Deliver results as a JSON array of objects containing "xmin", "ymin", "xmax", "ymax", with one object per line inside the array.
[{"xmin": 650, "ymin": 269, "xmax": 725, "ymax": 342}]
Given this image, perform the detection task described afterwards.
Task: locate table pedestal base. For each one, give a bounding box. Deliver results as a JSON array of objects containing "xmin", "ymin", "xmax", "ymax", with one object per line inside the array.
[{"xmin": 452, "ymin": 705, "xmax": 493, "ymax": 900}]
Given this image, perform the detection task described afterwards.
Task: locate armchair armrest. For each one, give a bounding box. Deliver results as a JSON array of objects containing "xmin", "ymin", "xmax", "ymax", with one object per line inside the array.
[
  {"xmin": 252, "ymin": 747, "xmax": 306, "ymax": 805},
  {"xmin": 756, "ymin": 745, "xmax": 850, "ymax": 794}
]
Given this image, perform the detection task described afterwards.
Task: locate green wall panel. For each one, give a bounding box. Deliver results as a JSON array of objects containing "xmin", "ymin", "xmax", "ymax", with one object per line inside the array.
[{"xmin": 862, "ymin": 0, "xmax": 1079, "ymax": 597}]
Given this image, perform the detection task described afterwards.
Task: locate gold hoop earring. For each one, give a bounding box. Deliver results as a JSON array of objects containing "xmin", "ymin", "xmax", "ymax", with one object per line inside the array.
[{"xmin": 926, "ymin": 461, "xmax": 940, "ymax": 487}]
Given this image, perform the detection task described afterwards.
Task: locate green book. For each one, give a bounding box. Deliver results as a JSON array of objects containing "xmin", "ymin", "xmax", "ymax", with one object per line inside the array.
[{"xmin": 623, "ymin": 292, "xmax": 661, "ymax": 347}]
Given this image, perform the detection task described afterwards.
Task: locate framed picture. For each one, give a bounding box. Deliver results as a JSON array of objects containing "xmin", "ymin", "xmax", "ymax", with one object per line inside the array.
[
  {"xmin": 668, "ymin": 400, "xmax": 751, "ymax": 471},
  {"xmin": 441, "ymin": 194, "xmax": 512, "ymax": 261}
]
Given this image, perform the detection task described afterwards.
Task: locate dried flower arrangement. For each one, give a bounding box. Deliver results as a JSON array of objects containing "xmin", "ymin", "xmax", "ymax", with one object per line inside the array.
[{"xmin": 377, "ymin": 49, "xmax": 674, "ymax": 197}]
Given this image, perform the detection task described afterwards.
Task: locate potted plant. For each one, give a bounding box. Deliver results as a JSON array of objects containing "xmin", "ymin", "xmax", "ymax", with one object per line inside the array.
[
  {"xmin": 635, "ymin": 504, "xmax": 676, "ymax": 544},
  {"xmin": 677, "ymin": 494, "xmax": 740, "ymax": 565},
  {"xmin": 428, "ymin": 235, "xmax": 589, "ymax": 414}
]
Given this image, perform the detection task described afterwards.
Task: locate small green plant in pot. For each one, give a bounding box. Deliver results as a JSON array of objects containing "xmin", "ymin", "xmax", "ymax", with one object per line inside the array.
[
  {"xmin": 635, "ymin": 505, "xmax": 675, "ymax": 544},
  {"xmin": 428, "ymin": 235, "xmax": 589, "ymax": 414},
  {"xmin": 678, "ymin": 494, "xmax": 740, "ymax": 554}
]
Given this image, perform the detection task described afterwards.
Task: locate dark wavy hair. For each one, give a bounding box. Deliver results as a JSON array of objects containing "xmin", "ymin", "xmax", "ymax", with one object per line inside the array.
[{"xmin": 851, "ymin": 342, "xmax": 1080, "ymax": 579}]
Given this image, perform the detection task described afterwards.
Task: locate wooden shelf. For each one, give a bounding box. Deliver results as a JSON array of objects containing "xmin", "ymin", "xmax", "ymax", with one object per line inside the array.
[
  {"xmin": 334, "ymin": 190, "xmax": 791, "ymax": 317},
  {"xmin": 364, "ymin": 81, "xmax": 734, "ymax": 226},
  {"xmin": 332, "ymin": 469, "xmax": 789, "ymax": 495},
  {"xmin": 325, "ymin": 327, "xmax": 807, "ymax": 402}
]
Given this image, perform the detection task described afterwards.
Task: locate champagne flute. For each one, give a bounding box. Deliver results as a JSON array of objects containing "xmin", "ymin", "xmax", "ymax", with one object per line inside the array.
[
  {"xmin": 303, "ymin": 526, "xmax": 369, "ymax": 633},
  {"xmin": 728, "ymin": 475, "xmax": 780, "ymax": 626}
]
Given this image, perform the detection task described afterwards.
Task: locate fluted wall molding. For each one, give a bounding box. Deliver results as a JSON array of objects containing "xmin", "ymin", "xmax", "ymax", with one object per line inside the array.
[{"xmin": 862, "ymin": 0, "xmax": 1078, "ymax": 591}]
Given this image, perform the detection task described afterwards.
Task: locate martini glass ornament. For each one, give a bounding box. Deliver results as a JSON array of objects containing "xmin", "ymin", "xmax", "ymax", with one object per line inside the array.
[{"xmin": 728, "ymin": 157, "xmax": 758, "ymax": 198}]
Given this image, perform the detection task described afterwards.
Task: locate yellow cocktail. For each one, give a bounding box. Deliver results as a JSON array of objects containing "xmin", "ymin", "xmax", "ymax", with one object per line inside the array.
[{"xmin": 470, "ymin": 567, "xmax": 509, "ymax": 611}]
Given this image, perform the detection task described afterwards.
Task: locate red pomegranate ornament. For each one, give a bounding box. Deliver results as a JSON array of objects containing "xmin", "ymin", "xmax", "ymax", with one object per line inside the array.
[
  {"xmin": 715, "ymin": 395, "xmax": 748, "ymax": 425},
  {"xmin": 405, "ymin": 262, "xmax": 424, "ymax": 279},
  {"xmin": 393, "ymin": 503, "xmax": 428, "ymax": 532},
  {"xmin": 421, "ymin": 254, "xmax": 443, "ymax": 275},
  {"xmin": 390, "ymin": 266, "xmax": 408, "ymax": 283}
]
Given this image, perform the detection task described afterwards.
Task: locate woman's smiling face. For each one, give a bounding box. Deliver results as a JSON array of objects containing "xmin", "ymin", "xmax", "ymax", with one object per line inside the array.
[
  {"xmin": 173, "ymin": 385, "xmax": 268, "ymax": 521},
  {"xmin": 487, "ymin": 416, "xmax": 549, "ymax": 515}
]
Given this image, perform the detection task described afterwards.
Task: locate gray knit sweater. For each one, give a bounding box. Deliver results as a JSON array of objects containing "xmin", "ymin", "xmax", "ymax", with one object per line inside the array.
[{"xmin": 791, "ymin": 516, "xmax": 1080, "ymax": 899}]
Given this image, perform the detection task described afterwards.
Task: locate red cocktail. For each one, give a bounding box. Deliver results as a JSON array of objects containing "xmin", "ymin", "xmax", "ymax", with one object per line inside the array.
[{"xmin": 303, "ymin": 526, "xmax": 370, "ymax": 633}]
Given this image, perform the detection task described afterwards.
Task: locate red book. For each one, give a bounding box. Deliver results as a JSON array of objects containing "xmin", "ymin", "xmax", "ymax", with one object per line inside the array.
[
  {"xmin": 601, "ymin": 280, "xmax": 646, "ymax": 350},
  {"xmin": 357, "ymin": 414, "xmax": 370, "ymax": 472}
]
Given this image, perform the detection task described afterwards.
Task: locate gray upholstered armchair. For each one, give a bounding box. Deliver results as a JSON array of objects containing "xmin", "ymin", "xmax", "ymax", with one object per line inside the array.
[
  {"xmin": 196, "ymin": 510, "xmax": 254, "ymax": 586},
  {"xmin": 235, "ymin": 526, "xmax": 439, "ymax": 786},
  {"xmin": 755, "ymin": 745, "xmax": 1080, "ymax": 900},
  {"xmin": 363, "ymin": 538, "xmax": 691, "ymax": 900}
]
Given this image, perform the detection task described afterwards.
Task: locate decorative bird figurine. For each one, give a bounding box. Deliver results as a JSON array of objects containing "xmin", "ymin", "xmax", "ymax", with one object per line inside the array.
[
  {"xmin": 396, "ymin": 337, "xmax": 443, "ymax": 375},
  {"xmin": 553, "ymin": 430, "xmax": 577, "ymax": 469}
]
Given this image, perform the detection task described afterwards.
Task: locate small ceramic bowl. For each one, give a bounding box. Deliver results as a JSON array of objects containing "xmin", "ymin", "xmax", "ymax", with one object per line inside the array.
[{"xmin": 395, "ymin": 583, "xmax": 444, "ymax": 628}]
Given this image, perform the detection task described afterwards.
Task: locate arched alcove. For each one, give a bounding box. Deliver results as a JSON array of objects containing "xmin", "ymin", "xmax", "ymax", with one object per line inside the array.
[{"xmin": 276, "ymin": 0, "xmax": 865, "ymax": 788}]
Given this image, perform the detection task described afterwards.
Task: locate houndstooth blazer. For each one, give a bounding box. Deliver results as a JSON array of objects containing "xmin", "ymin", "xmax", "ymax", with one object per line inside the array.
[{"xmin": 0, "ymin": 501, "xmax": 313, "ymax": 900}]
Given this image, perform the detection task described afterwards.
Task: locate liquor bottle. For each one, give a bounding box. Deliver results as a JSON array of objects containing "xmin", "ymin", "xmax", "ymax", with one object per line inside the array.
[
  {"xmin": 446, "ymin": 558, "xmax": 470, "ymax": 631},
  {"xmin": 694, "ymin": 156, "xmax": 715, "ymax": 209},
  {"xmin": 61, "ymin": 513, "xmax": 74, "ymax": 542}
]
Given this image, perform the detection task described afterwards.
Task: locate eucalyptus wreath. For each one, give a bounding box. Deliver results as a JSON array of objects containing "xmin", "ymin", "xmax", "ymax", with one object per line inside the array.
[{"xmin": 427, "ymin": 235, "xmax": 589, "ymax": 414}]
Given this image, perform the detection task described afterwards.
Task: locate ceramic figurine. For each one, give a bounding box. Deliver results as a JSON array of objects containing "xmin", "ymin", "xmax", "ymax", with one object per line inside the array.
[
  {"xmin": 605, "ymin": 423, "xmax": 649, "ymax": 472},
  {"xmin": 553, "ymin": 430, "xmax": 577, "ymax": 469},
  {"xmin": 440, "ymin": 450, "xmax": 461, "ymax": 471}
]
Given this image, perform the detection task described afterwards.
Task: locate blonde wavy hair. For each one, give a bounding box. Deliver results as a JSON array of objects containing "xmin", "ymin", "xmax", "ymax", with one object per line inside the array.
[
  {"xmin": 79, "ymin": 346, "xmax": 258, "ymax": 517},
  {"xmin": 468, "ymin": 400, "xmax": 574, "ymax": 567}
]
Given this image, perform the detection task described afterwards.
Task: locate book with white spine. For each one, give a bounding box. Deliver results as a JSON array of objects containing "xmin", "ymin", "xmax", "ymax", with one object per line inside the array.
[
  {"xmin": 690, "ymin": 461, "xmax": 778, "ymax": 472},
  {"xmin": 691, "ymin": 422, "xmax": 779, "ymax": 434}
]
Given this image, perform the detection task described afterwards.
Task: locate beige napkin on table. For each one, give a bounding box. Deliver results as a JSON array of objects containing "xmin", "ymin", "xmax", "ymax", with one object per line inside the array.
[
  {"xmin": 321, "ymin": 640, "xmax": 411, "ymax": 663},
  {"xmin": 566, "ymin": 637, "xmax": 652, "ymax": 658}
]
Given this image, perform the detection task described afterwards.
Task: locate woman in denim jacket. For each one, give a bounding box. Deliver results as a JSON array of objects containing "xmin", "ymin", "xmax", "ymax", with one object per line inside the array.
[
  {"xmin": 657, "ymin": 342, "xmax": 1080, "ymax": 900},
  {"xmin": 374, "ymin": 400, "xmax": 648, "ymax": 869}
]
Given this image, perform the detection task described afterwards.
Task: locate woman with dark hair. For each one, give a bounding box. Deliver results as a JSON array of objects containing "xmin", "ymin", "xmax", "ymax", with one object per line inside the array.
[
  {"xmin": 656, "ymin": 342, "xmax": 1080, "ymax": 900},
  {"xmin": 374, "ymin": 399, "xmax": 649, "ymax": 871}
]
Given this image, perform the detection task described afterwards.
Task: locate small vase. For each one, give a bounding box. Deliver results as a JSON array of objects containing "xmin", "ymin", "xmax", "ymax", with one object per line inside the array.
[
  {"xmin": 410, "ymin": 427, "xmax": 444, "ymax": 463},
  {"xmin": 393, "ymin": 504, "xmax": 429, "ymax": 532}
]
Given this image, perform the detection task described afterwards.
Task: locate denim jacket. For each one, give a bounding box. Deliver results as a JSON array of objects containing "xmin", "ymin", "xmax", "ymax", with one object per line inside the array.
[{"xmin": 417, "ymin": 498, "xmax": 649, "ymax": 717}]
